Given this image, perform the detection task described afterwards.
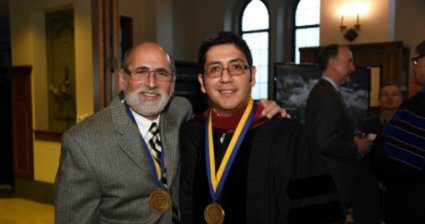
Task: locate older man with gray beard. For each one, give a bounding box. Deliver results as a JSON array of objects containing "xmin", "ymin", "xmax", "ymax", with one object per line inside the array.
[{"xmin": 55, "ymin": 42, "xmax": 192, "ymax": 224}]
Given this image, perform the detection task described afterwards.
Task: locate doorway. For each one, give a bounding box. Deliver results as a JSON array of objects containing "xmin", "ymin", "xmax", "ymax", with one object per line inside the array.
[
  {"xmin": 0, "ymin": 0, "xmax": 14, "ymax": 195},
  {"xmin": 0, "ymin": 68, "xmax": 14, "ymax": 194}
]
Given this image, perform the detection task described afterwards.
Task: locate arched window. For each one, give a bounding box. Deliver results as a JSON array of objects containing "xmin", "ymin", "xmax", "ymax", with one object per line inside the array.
[
  {"xmin": 241, "ymin": 0, "xmax": 269, "ymax": 99},
  {"xmin": 294, "ymin": 0, "xmax": 320, "ymax": 63}
]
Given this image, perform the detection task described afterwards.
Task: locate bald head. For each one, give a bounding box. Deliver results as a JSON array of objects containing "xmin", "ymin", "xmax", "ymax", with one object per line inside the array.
[{"xmin": 122, "ymin": 42, "xmax": 175, "ymax": 72}]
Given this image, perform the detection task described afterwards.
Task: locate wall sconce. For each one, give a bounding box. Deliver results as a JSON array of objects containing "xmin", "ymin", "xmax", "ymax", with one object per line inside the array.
[
  {"xmin": 340, "ymin": 13, "xmax": 361, "ymax": 42},
  {"xmin": 339, "ymin": 2, "xmax": 367, "ymax": 42}
]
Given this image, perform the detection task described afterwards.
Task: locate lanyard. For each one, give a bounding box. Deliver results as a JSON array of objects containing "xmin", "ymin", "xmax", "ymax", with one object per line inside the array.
[
  {"xmin": 205, "ymin": 98, "xmax": 256, "ymax": 200},
  {"xmin": 125, "ymin": 104, "xmax": 165, "ymax": 187}
]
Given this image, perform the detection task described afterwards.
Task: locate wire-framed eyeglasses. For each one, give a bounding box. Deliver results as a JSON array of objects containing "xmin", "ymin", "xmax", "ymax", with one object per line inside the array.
[
  {"xmin": 204, "ymin": 63, "xmax": 251, "ymax": 78},
  {"xmin": 124, "ymin": 67, "xmax": 174, "ymax": 82},
  {"xmin": 411, "ymin": 55, "xmax": 424, "ymax": 65}
]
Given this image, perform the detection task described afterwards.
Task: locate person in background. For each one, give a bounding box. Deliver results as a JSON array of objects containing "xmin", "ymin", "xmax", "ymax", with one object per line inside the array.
[
  {"xmin": 54, "ymin": 42, "xmax": 284, "ymax": 224},
  {"xmin": 303, "ymin": 44, "xmax": 372, "ymax": 218},
  {"xmin": 180, "ymin": 31, "xmax": 344, "ymax": 224},
  {"xmin": 380, "ymin": 39, "xmax": 425, "ymax": 224},
  {"xmin": 352, "ymin": 83, "xmax": 403, "ymax": 224}
]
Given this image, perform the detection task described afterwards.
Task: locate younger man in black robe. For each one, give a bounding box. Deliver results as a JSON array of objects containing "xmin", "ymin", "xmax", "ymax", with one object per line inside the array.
[{"xmin": 180, "ymin": 31, "xmax": 344, "ymax": 224}]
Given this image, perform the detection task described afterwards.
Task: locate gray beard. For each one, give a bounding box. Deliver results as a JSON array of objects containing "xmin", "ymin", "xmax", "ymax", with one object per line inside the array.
[{"xmin": 125, "ymin": 87, "xmax": 172, "ymax": 117}]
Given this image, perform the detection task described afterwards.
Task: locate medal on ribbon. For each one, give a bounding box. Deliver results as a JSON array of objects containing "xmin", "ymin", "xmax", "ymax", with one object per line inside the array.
[
  {"xmin": 204, "ymin": 201, "xmax": 225, "ymax": 224},
  {"xmin": 125, "ymin": 104, "xmax": 171, "ymax": 213},
  {"xmin": 149, "ymin": 188, "xmax": 172, "ymax": 213},
  {"xmin": 204, "ymin": 98, "xmax": 256, "ymax": 224}
]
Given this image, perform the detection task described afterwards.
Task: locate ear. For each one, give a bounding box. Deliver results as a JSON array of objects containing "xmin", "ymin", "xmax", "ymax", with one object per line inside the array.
[
  {"xmin": 198, "ymin": 74, "xmax": 207, "ymax": 94},
  {"xmin": 250, "ymin": 65, "xmax": 256, "ymax": 87},
  {"xmin": 329, "ymin": 57, "xmax": 337, "ymax": 70},
  {"xmin": 119, "ymin": 69, "xmax": 127, "ymax": 90},
  {"xmin": 170, "ymin": 75, "xmax": 176, "ymax": 94}
]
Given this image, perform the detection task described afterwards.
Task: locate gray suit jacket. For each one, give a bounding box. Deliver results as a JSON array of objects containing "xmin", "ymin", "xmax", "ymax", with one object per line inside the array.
[
  {"xmin": 304, "ymin": 78, "xmax": 357, "ymax": 206},
  {"xmin": 54, "ymin": 96, "xmax": 193, "ymax": 224}
]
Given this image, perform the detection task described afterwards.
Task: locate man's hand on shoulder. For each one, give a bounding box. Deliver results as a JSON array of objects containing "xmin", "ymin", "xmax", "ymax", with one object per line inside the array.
[{"xmin": 258, "ymin": 99, "xmax": 291, "ymax": 119}]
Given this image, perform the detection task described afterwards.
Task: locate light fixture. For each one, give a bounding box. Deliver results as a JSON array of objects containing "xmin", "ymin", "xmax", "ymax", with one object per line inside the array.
[
  {"xmin": 340, "ymin": 13, "xmax": 361, "ymax": 42},
  {"xmin": 339, "ymin": 2, "xmax": 367, "ymax": 42}
]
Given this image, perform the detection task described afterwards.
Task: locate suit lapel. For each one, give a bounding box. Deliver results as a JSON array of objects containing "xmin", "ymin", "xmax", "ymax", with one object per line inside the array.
[
  {"xmin": 118, "ymin": 125, "xmax": 152, "ymax": 173},
  {"xmin": 160, "ymin": 111, "xmax": 180, "ymax": 187},
  {"xmin": 110, "ymin": 98, "xmax": 181, "ymax": 187},
  {"xmin": 320, "ymin": 79, "xmax": 349, "ymax": 110},
  {"xmin": 110, "ymin": 99, "xmax": 153, "ymax": 178}
]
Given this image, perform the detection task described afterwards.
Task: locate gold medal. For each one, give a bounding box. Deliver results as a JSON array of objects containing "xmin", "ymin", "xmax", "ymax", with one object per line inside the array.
[
  {"xmin": 148, "ymin": 188, "xmax": 171, "ymax": 213},
  {"xmin": 204, "ymin": 202, "xmax": 225, "ymax": 224}
]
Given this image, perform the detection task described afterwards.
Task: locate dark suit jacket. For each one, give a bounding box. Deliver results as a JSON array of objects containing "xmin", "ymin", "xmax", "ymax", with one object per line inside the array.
[
  {"xmin": 304, "ymin": 78, "xmax": 358, "ymax": 206},
  {"xmin": 54, "ymin": 96, "xmax": 193, "ymax": 224}
]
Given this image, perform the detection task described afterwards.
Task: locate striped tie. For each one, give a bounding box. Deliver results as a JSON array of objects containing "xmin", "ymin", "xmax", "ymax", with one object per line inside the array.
[
  {"xmin": 148, "ymin": 123, "xmax": 166, "ymax": 185},
  {"xmin": 148, "ymin": 123, "xmax": 180, "ymax": 223}
]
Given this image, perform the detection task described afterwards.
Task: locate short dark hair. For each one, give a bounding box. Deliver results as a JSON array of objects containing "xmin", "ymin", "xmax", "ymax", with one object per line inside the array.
[
  {"xmin": 317, "ymin": 44, "xmax": 340, "ymax": 71},
  {"xmin": 197, "ymin": 31, "xmax": 253, "ymax": 74},
  {"xmin": 379, "ymin": 82, "xmax": 401, "ymax": 97},
  {"xmin": 415, "ymin": 40, "xmax": 425, "ymax": 57}
]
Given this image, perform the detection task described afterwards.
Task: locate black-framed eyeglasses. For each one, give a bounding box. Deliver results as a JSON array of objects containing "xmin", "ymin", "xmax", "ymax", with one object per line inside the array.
[
  {"xmin": 411, "ymin": 55, "xmax": 425, "ymax": 65},
  {"xmin": 124, "ymin": 67, "xmax": 174, "ymax": 82},
  {"xmin": 204, "ymin": 62, "xmax": 251, "ymax": 78}
]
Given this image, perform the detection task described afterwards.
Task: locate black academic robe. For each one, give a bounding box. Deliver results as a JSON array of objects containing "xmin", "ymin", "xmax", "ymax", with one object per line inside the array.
[
  {"xmin": 379, "ymin": 89, "xmax": 425, "ymax": 224},
  {"xmin": 180, "ymin": 116, "xmax": 344, "ymax": 224}
]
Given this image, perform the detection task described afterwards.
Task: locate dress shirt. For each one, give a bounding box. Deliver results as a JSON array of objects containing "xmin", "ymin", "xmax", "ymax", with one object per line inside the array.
[
  {"xmin": 129, "ymin": 108, "xmax": 160, "ymax": 141},
  {"xmin": 321, "ymin": 76, "xmax": 340, "ymax": 92}
]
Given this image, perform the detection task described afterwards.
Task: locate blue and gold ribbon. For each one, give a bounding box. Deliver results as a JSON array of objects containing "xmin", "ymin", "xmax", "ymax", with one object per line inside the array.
[
  {"xmin": 205, "ymin": 98, "xmax": 256, "ymax": 200},
  {"xmin": 125, "ymin": 104, "xmax": 165, "ymax": 187}
]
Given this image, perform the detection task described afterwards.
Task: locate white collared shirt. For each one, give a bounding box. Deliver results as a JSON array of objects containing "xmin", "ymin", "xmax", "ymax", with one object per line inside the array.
[
  {"xmin": 321, "ymin": 76, "xmax": 340, "ymax": 92},
  {"xmin": 129, "ymin": 108, "xmax": 160, "ymax": 141}
]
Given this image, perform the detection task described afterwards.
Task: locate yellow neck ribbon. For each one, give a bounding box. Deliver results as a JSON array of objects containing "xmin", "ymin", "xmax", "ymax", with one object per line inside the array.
[{"xmin": 205, "ymin": 98, "xmax": 256, "ymax": 200}]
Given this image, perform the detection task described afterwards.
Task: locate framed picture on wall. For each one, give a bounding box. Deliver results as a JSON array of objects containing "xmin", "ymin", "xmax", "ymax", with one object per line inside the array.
[{"xmin": 274, "ymin": 63, "xmax": 371, "ymax": 126}]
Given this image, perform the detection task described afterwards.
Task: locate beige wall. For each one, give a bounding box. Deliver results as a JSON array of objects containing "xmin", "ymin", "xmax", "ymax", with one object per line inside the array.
[
  {"xmin": 320, "ymin": 0, "xmax": 425, "ymax": 96},
  {"xmin": 120, "ymin": 0, "xmax": 155, "ymax": 43},
  {"xmin": 173, "ymin": 0, "xmax": 228, "ymax": 61},
  {"xmin": 320, "ymin": 0, "xmax": 393, "ymax": 45},
  {"xmin": 9, "ymin": 0, "xmax": 93, "ymax": 183},
  {"xmin": 120, "ymin": 0, "xmax": 174, "ymax": 54}
]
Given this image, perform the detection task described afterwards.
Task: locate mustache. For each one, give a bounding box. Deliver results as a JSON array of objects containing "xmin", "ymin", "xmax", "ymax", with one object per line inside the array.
[{"xmin": 136, "ymin": 87, "xmax": 163, "ymax": 96}]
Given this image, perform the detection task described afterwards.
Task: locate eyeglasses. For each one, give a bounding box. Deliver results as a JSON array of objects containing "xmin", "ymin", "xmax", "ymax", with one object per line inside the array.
[
  {"xmin": 124, "ymin": 68, "xmax": 173, "ymax": 82},
  {"xmin": 204, "ymin": 63, "xmax": 250, "ymax": 78},
  {"xmin": 411, "ymin": 55, "xmax": 424, "ymax": 65},
  {"xmin": 380, "ymin": 93, "xmax": 400, "ymax": 98}
]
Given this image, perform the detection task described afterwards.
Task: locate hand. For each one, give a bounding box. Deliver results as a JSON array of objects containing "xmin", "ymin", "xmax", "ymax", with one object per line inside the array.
[
  {"xmin": 258, "ymin": 99, "xmax": 291, "ymax": 119},
  {"xmin": 354, "ymin": 136, "xmax": 372, "ymax": 155}
]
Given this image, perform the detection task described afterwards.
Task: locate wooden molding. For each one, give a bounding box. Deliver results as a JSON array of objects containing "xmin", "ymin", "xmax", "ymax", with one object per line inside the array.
[
  {"xmin": 10, "ymin": 66, "xmax": 34, "ymax": 179},
  {"xmin": 92, "ymin": 0, "xmax": 120, "ymax": 112},
  {"xmin": 34, "ymin": 129, "xmax": 63, "ymax": 142}
]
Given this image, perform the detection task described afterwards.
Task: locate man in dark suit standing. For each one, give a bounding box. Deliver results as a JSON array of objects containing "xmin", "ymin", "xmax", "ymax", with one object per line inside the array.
[{"xmin": 304, "ymin": 44, "xmax": 372, "ymax": 217}]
